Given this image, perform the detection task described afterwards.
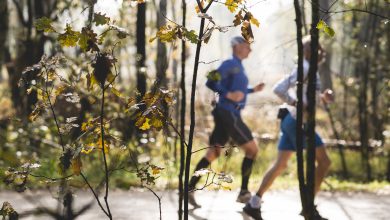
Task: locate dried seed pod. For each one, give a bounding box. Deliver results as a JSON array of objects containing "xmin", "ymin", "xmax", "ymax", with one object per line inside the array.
[{"xmin": 92, "ymin": 53, "xmax": 113, "ymax": 87}]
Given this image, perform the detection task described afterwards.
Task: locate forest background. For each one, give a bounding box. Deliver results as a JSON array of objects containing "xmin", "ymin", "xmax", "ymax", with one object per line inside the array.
[{"xmin": 0, "ymin": 0, "xmax": 388, "ymax": 219}]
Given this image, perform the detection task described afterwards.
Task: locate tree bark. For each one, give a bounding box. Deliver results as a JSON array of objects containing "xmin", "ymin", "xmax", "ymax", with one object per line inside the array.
[
  {"xmin": 184, "ymin": 1, "xmax": 212, "ymax": 218},
  {"xmin": 293, "ymin": 0, "xmax": 307, "ymax": 217},
  {"xmin": 178, "ymin": 0, "xmax": 187, "ymax": 219},
  {"xmin": 305, "ymin": 0, "xmax": 320, "ymax": 218},
  {"xmin": 0, "ymin": 0, "xmax": 8, "ymax": 82},
  {"xmin": 136, "ymin": 2, "xmax": 147, "ymax": 102},
  {"xmin": 155, "ymin": 0, "xmax": 168, "ymax": 89}
]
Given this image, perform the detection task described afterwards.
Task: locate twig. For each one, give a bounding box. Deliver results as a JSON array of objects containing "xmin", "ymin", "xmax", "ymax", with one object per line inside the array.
[
  {"xmin": 99, "ymin": 86, "xmax": 112, "ymax": 219},
  {"xmin": 144, "ymin": 186, "xmax": 162, "ymax": 220},
  {"xmin": 44, "ymin": 67, "xmax": 65, "ymax": 151},
  {"xmin": 80, "ymin": 172, "xmax": 109, "ymax": 217},
  {"xmin": 199, "ymin": 59, "xmax": 219, "ymax": 65},
  {"xmin": 29, "ymin": 173, "xmax": 73, "ymax": 181}
]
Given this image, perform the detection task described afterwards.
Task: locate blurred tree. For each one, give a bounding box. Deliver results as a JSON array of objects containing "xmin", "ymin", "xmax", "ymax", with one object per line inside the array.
[{"xmin": 0, "ymin": 0, "xmax": 8, "ymax": 82}]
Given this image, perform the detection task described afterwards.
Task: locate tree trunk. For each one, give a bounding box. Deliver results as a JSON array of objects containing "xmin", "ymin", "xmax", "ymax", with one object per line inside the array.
[
  {"xmin": 7, "ymin": 0, "xmax": 49, "ymax": 119},
  {"xmin": 178, "ymin": 0, "xmax": 187, "ymax": 219},
  {"xmin": 136, "ymin": 2, "xmax": 147, "ymax": 102},
  {"xmin": 0, "ymin": 0, "xmax": 8, "ymax": 82},
  {"xmin": 357, "ymin": 3, "xmax": 376, "ymax": 181},
  {"xmin": 305, "ymin": 0, "xmax": 320, "ymax": 218},
  {"xmin": 293, "ymin": 0, "xmax": 307, "ymax": 217},
  {"xmin": 184, "ymin": 1, "xmax": 213, "ymax": 218},
  {"xmin": 155, "ymin": 0, "xmax": 168, "ymax": 89}
]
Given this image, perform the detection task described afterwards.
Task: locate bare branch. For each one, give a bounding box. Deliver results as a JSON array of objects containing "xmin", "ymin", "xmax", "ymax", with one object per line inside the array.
[
  {"xmin": 80, "ymin": 172, "xmax": 109, "ymax": 217},
  {"xmin": 144, "ymin": 186, "xmax": 162, "ymax": 220},
  {"xmin": 322, "ymin": 8, "xmax": 389, "ymax": 20},
  {"xmin": 199, "ymin": 59, "xmax": 219, "ymax": 65}
]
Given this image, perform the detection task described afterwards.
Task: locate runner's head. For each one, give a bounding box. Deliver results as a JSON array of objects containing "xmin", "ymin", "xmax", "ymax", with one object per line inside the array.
[
  {"xmin": 231, "ymin": 36, "xmax": 252, "ymax": 60},
  {"xmin": 302, "ymin": 36, "xmax": 325, "ymax": 62}
]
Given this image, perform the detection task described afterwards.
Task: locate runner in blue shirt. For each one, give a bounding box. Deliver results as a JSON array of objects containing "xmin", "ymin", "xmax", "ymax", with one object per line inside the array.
[{"xmin": 188, "ymin": 36, "xmax": 265, "ymax": 208}]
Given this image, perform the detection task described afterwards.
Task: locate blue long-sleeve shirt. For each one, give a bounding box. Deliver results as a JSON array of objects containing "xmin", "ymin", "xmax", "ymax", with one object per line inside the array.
[{"xmin": 206, "ymin": 55, "xmax": 254, "ymax": 115}]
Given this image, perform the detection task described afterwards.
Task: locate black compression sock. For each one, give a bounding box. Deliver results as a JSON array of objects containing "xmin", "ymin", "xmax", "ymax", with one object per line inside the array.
[
  {"xmin": 189, "ymin": 157, "xmax": 210, "ymax": 190},
  {"xmin": 241, "ymin": 157, "xmax": 254, "ymax": 191}
]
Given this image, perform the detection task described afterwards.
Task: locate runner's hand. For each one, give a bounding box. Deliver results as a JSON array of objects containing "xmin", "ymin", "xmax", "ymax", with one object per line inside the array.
[
  {"xmin": 321, "ymin": 89, "xmax": 334, "ymax": 103},
  {"xmin": 253, "ymin": 82, "xmax": 265, "ymax": 92}
]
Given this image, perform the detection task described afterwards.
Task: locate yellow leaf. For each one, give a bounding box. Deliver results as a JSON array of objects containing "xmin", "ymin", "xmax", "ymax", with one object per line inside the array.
[
  {"xmin": 107, "ymin": 72, "xmax": 115, "ymax": 83},
  {"xmin": 140, "ymin": 118, "xmax": 151, "ymax": 130},
  {"xmin": 72, "ymin": 156, "xmax": 82, "ymax": 175},
  {"xmin": 152, "ymin": 168, "xmax": 161, "ymax": 175},
  {"xmin": 81, "ymin": 122, "xmax": 88, "ymax": 131},
  {"xmin": 81, "ymin": 145, "xmax": 94, "ymax": 154},
  {"xmin": 221, "ymin": 185, "xmax": 231, "ymax": 191},
  {"xmin": 250, "ymin": 17, "xmax": 260, "ymax": 27},
  {"xmin": 151, "ymin": 117, "xmax": 163, "ymax": 129},
  {"xmin": 316, "ymin": 20, "xmax": 326, "ymax": 30},
  {"xmin": 88, "ymin": 74, "xmax": 98, "ymax": 90},
  {"xmin": 225, "ymin": 0, "xmax": 238, "ymax": 13},
  {"xmin": 37, "ymin": 89, "xmax": 44, "ymax": 101},
  {"xmin": 97, "ymin": 136, "xmax": 110, "ymax": 153},
  {"xmin": 111, "ymin": 87, "xmax": 123, "ymax": 98},
  {"xmin": 54, "ymin": 85, "xmax": 67, "ymax": 96},
  {"xmin": 151, "ymin": 165, "xmax": 164, "ymax": 175}
]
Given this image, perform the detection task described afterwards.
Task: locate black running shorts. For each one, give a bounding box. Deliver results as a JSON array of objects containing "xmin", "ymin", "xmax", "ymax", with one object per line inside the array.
[{"xmin": 209, "ymin": 107, "xmax": 253, "ymax": 146}]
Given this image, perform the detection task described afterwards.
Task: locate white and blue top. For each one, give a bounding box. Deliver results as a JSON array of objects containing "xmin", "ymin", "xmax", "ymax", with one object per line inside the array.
[{"xmin": 273, "ymin": 59, "xmax": 321, "ymax": 118}]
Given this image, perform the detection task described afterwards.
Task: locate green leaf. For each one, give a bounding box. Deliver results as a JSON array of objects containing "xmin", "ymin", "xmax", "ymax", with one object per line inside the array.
[
  {"xmin": 156, "ymin": 25, "xmax": 177, "ymax": 43},
  {"xmin": 35, "ymin": 17, "xmax": 55, "ymax": 33},
  {"xmin": 317, "ymin": 19, "xmax": 335, "ymax": 37},
  {"xmin": 324, "ymin": 26, "xmax": 335, "ymax": 37},
  {"xmin": 184, "ymin": 29, "xmax": 198, "ymax": 44},
  {"xmin": 207, "ymin": 70, "xmax": 221, "ymax": 81},
  {"xmin": 316, "ymin": 20, "xmax": 326, "ymax": 30},
  {"xmin": 79, "ymin": 27, "xmax": 99, "ymax": 52},
  {"xmin": 93, "ymin": 12, "xmax": 110, "ymax": 26},
  {"xmin": 58, "ymin": 24, "xmax": 80, "ymax": 47}
]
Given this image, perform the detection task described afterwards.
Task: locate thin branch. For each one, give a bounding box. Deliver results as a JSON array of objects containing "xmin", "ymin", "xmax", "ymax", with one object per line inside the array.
[
  {"xmin": 44, "ymin": 67, "xmax": 65, "ymax": 151},
  {"xmin": 199, "ymin": 59, "xmax": 219, "ymax": 64},
  {"xmin": 203, "ymin": 0, "xmax": 214, "ymax": 12},
  {"xmin": 80, "ymin": 172, "xmax": 109, "ymax": 217},
  {"xmin": 99, "ymin": 86, "xmax": 112, "ymax": 219},
  {"xmin": 29, "ymin": 173, "xmax": 73, "ymax": 181},
  {"xmin": 144, "ymin": 186, "xmax": 162, "ymax": 220},
  {"xmin": 191, "ymin": 145, "xmax": 229, "ymax": 154},
  {"xmin": 190, "ymin": 173, "xmax": 217, "ymax": 192},
  {"xmin": 322, "ymin": 8, "xmax": 389, "ymax": 20},
  {"xmin": 168, "ymin": 121, "xmax": 189, "ymax": 148}
]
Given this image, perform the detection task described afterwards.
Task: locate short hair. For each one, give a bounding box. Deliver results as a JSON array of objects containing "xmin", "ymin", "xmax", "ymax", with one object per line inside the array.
[
  {"xmin": 302, "ymin": 35, "xmax": 323, "ymax": 55},
  {"xmin": 230, "ymin": 36, "xmax": 247, "ymax": 47}
]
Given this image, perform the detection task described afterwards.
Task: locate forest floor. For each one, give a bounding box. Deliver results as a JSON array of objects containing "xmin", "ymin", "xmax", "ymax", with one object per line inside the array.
[{"xmin": 1, "ymin": 189, "xmax": 389, "ymax": 220}]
